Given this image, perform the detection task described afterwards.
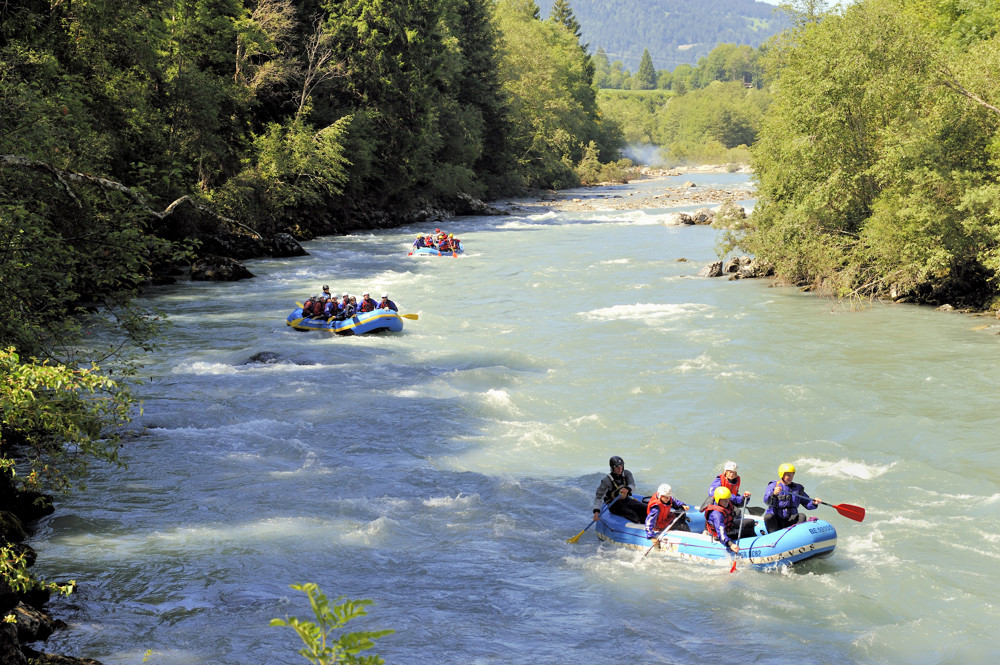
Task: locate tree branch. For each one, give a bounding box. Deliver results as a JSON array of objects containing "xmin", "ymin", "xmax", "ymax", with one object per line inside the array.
[
  {"xmin": 1, "ymin": 154, "xmax": 260, "ymax": 238},
  {"xmin": 938, "ymin": 67, "xmax": 1000, "ymax": 118}
]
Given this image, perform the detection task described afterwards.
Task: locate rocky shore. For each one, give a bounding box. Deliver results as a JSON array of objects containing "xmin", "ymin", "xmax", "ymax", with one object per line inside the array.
[
  {"xmin": 0, "ymin": 472, "xmax": 100, "ymax": 665},
  {"xmin": 495, "ymin": 164, "xmax": 755, "ymax": 214}
]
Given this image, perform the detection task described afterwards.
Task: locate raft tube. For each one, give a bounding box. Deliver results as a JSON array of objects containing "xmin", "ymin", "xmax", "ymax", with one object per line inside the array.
[
  {"xmin": 286, "ymin": 308, "xmax": 404, "ymax": 335},
  {"xmin": 594, "ymin": 500, "xmax": 837, "ymax": 570}
]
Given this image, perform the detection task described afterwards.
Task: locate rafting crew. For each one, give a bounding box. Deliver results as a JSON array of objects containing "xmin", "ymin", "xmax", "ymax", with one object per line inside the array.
[
  {"xmin": 323, "ymin": 296, "xmax": 339, "ymax": 319},
  {"xmin": 411, "ymin": 228, "xmax": 462, "ymax": 251},
  {"xmin": 438, "ymin": 234, "xmax": 461, "ymax": 252},
  {"xmin": 301, "ymin": 294, "xmax": 322, "ymax": 318},
  {"xmin": 702, "ymin": 487, "xmax": 756, "ymax": 553},
  {"xmin": 763, "ymin": 463, "xmax": 822, "ymax": 533},
  {"xmin": 645, "ymin": 484, "xmax": 691, "ymax": 545},
  {"xmin": 300, "ymin": 289, "xmax": 397, "ymax": 319},
  {"xmin": 376, "ymin": 293, "xmax": 398, "ymax": 311},
  {"xmin": 702, "ymin": 460, "xmax": 751, "ymax": 509},
  {"xmin": 356, "ymin": 292, "xmax": 377, "ymax": 312},
  {"xmin": 587, "ymin": 459, "xmax": 835, "ymax": 542},
  {"xmin": 593, "ymin": 456, "xmax": 648, "ymax": 524}
]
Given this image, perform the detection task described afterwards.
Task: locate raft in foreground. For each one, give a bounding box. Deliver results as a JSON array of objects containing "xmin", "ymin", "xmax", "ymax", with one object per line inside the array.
[
  {"xmin": 286, "ymin": 308, "xmax": 404, "ymax": 335},
  {"xmin": 595, "ymin": 501, "xmax": 836, "ymax": 570}
]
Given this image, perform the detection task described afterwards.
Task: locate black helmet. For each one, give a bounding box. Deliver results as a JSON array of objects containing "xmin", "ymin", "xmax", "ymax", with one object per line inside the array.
[{"xmin": 609, "ymin": 456, "xmax": 624, "ymax": 469}]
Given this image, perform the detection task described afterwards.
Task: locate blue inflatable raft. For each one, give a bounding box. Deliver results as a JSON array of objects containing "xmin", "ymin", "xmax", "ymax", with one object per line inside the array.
[
  {"xmin": 409, "ymin": 244, "xmax": 463, "ymax": 257},
  {"xmin": 595, "ymin": 500, "xmax": 837, "ymax": 570},
  {"xmin": 286, "ymin": 308, "xmax": 404, "ymax": 335}
]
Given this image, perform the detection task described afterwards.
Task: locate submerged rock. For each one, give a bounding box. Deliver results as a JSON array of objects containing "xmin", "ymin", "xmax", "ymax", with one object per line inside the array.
[{"xmin": 190, "ymin": 256, "xmax": 254, "ymax": 281}]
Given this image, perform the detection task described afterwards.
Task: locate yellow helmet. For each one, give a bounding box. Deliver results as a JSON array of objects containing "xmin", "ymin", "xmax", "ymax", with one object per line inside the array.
[
  {"xmin": 778, "ymin": 463, "xmax": 796, "ymax": 477},
  {"xmin": 713, "ymin": 487, "xmax": 732, "ymax": 502}
]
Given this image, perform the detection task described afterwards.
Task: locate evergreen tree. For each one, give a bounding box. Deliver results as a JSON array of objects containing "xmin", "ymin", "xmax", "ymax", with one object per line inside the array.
[
  {"xmin": 550, "ymin": 0, "xmax": 584, "ymax": 43},
  {"xmin": 455, "ymin": 0, "xmax": 518, "ymax": 194},
  {"xmin": 636, "ymin": 48, "xmax": 657, "ymax": 89}
]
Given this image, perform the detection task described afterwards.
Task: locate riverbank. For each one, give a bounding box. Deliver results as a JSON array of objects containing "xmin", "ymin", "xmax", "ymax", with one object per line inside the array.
[{"xmin": 497, "ymin": 164, "xmax": 755, "ymax": 214}]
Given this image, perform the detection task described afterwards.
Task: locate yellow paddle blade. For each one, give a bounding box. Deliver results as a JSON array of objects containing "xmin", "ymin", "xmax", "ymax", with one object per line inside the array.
[
  {"xmin": 565, "ymin": 528, "xmax": 587, "ymax": 544},
  {"xmin": 401, "ymin": 313, "xmax": 419, "ymax": 320},
  {"xmin": 288, "ymin": 318, "xmax": 305, "ymax": 327},
  {"xmin": 296, "ymin": 302, "xmax": 303, "ymax": 308}
]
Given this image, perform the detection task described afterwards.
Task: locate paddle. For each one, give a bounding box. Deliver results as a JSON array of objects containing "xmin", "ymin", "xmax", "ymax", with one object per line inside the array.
[
  {"xmin": 729, "ymin": 497, "xmax": 748, "ymax": 573},
  {"xmin": 641, "ymin": 510, "xmax": 685, "ymax": 559},
  {"xmin": 788, "ymin": 493, "xmax": 865, "ymax": 522},
  {"xmin": 823, "ymin": 501, "xmax": 865, "ymax": 522},
  {"xmin": 400, "ymin": 313, "xmax": 419, "ymax": 320},
  {"xmin": 566, "ymin": 496, "xmax": 620, "ymax": 544}
]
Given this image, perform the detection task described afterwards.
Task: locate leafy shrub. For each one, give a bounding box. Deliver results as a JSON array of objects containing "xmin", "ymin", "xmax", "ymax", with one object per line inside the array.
[{"xmin": 271, "ymin": 583, "xmax": 393, "ymax": 665}]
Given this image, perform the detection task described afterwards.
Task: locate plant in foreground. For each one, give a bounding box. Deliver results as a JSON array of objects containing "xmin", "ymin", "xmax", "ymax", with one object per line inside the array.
[{"xmin": 271, "ymin": 583, "xmax": 393, "ymax": 665}]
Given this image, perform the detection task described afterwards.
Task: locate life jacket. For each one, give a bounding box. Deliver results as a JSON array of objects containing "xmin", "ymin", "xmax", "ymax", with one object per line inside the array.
[
  {"xmin": 646, "ymin": 496, "xmax": 677, "ymax": 531},
  {"xmin": 359, "ymin": 298, "xmax": 376, "ymax": 313},
  {"xmin": 439, "ymin": 239, "xmax": 452, "ymax": 251},
  {"xmin": 702, "ymin": 503, "xmax": 733, "ymax": 540},
  {"xmin": 302, "ymin": 299, "xmax": 315, "ymax": 316},
  {"xmin": 716, "ymin": 473, "xmax": 741, "ymax": 495},
  {"xmin": 602, "ymin": 473, "xmax": 629, "ymax": 504}
]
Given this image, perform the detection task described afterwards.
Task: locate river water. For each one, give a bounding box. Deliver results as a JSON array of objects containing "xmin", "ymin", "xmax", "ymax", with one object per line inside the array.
[{"xmin": 33, "ymin": 173, "xmax": 1000, "ymax": 664}]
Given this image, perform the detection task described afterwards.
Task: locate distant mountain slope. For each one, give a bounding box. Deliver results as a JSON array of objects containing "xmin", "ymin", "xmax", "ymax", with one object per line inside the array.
[{"xmin": 545, "ymin": 0, "xmax": 791, "ymax": 71}]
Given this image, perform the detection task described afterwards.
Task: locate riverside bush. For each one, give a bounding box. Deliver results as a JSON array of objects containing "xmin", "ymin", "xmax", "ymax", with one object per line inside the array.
[{"xmin": 271, "ymin": 583, "xmax": 393, "ymax": 665}]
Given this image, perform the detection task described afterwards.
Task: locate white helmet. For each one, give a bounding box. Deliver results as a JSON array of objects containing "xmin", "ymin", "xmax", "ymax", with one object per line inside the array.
[
  {"xmin": 724, "ymin": 461, "xmax": 738, "ymax": 472},
  {"xmin": 656, "ymin": 483, "xmax": 672, "ymax": 498}
]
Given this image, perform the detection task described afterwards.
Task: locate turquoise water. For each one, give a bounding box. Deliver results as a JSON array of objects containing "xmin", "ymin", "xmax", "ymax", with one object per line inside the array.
[{"xmin": 32, "ymin": 178, "xmax": 1000, "ymax": 664}]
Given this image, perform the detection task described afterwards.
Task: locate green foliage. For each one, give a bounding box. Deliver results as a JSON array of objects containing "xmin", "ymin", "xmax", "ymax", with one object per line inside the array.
[
  {"xmin": 575, "ymin": 141, "xmax": 638, "ymax": 184},
  {"xmin": 0, "ymin": 348, "xmax": 134, "ymax": 493},
  {"xmin": 271, "ymin": 583, "xmax": 393, "ymax": 665},
  {"xmin": 1, "ymin": 544, "xmax": 75, "ymax": 599},
  {"xmin": 496, "ymin": 0, "xmax": 622, "ymax": 188},
  {"xmin": 635, "ymin": 49, "xmax": 657, "ymax": 90},
  {"xmin": 742, "ymin": 0, "xmax": 1000, "ymax": 305},
  {"xmin": 214, "ymin": 114, "xmax": 350, "ymax": 225},
  {"xmin": 594, "ymin": 41, "xmax": 767, "ymax": 92},
  {"xmin": 598, "ymin": 82, "xmax": 767, "ymax": 166}
]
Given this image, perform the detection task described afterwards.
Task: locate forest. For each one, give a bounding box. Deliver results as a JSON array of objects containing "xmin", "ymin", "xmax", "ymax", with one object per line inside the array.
[
  {"xmin": 734, "ymin": 0, "xmax": 1000, "ymax": 308},
  {"xmin": 540, "ymin": 0, "xmax": 790, "ymax": 71}
]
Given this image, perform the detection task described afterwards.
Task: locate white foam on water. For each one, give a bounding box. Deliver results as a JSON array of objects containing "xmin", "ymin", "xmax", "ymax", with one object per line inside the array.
[
  {"xmin": 796, "ymin": 457, "xmax": 896, "ymax": 480},
  {"xmin": 908, "ymin": 488, "xmax": 1000, "ymax": 504},
  {"xmin": 339, "ymin": 515, "xmax": 397, "ymax": 546},
  {"xmin": 173, "ymin": 361, "xmax": 238, "ymax": 375},
  {"xmin": 479, "ymin": 388, "xmax": 522, "ymax": 416},
  {"xmin": 676, "ymin": 354, "xmax": 722, "ymax": 373},
  {"xmin": 268, "ymin": 451, "xmax": 327, "ymax": 477},
  {"xmin": 422, "ymin": 493, "xmax": 479, "ymax": 509},
  {"xmin": 578, "ymin": 302, "xmax": 714, "ymax": 322},
  {"xmin": 841, "ymin": 530, "xmax": 900, "ymax": 566},
  {"xmin": 566, "ymin": 413, "xmax": 600, "ymax": 427}
]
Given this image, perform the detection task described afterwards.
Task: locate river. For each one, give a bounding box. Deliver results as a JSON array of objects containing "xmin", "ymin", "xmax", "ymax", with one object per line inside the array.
[{"xmin": 33, "ymin": 173, "xmax": 1000, "ymax": 665}]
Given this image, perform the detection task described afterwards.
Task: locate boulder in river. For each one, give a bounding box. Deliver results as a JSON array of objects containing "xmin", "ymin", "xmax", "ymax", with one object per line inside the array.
[{"xmin": 190, "ymin": 256, "xmax": 254, "ymax": 281}]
